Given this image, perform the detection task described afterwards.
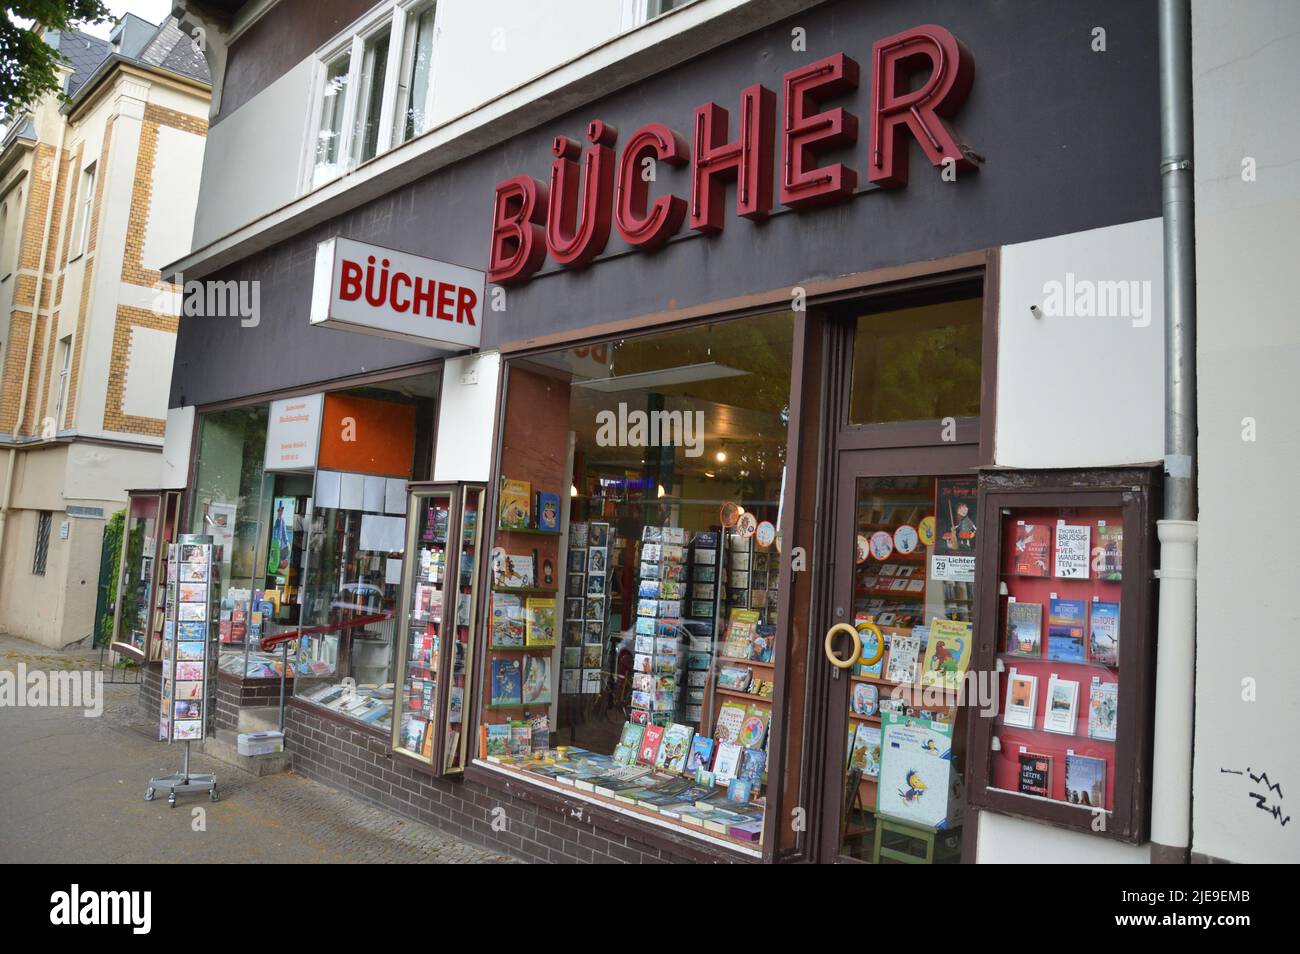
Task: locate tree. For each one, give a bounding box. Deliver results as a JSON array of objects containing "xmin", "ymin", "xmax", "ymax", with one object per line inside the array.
[{"xmin": 0, "ymin": 1, "xmax": 112, "ymax": 117}]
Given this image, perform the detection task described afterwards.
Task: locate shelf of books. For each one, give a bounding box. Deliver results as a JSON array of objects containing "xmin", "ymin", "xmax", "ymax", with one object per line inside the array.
[
  {"xmin": 841, "ymin": 477, "xmax": 974, "ymax": 857},
  {"xmin": 391, "ymin": 483, "xmax": 486, "ymax": 775},
  {"xmin": 989, "ymin": 508, "xmax": 1121, "ymax": 811},
  {"xmin": 967, "ymin": 466, "xmax": 1158, "ymax": 844}
]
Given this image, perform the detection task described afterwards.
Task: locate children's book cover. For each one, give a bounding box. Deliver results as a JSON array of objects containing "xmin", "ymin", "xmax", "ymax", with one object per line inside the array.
[
  {"xmin": 686, "ymin": 736, "xmax": 715, "ymax": 774},
  {"xmin": 848, "ymin": 724, "xmax": 882, "ymax": 779},
  {"xmin": 498, "ymin": 479, "xmax": 532, "ymax": 529},
  {"xmin": 524, "ymin": 597, "xmax": 557, "ymax": 647},
  {"xmin": 521, "ymin": 655, "xmax": 552, "ymax": 705},
  {"xmin": 714, "ymin": 702, "xmax": 747, "ymax": 744},
  {"xmin": 656, "ymin": 723, "xmax": 695, "ymax": 773},
  {"xmin": 884, "ymin": 634, "xmax": 921, "ymax": 685},
  {"xmin": 490, "ymin": 658, "xmax": 522, "ymax": 706},
  {"xmin": 638, "ymin": 724, "xmax": 665, "ymax": 765},
  {"xmin": 876, "ymin": 712, "xmax": 959, "ymax": 830},
  {"xmin": 921, "ymin": 617, "xmax": 972, "ymax": 690},
  {"xmin": 535, "ymin": 491, "xmax": 561, "ymax": 532}
]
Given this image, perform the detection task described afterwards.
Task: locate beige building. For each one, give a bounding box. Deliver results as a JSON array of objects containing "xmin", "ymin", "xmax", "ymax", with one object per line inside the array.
[{"xmin": 0, "ymin": 16, "xmax": 209, "ymax": 648}]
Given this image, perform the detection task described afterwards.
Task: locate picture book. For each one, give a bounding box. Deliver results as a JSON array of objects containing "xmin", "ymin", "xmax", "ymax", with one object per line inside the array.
[
  {"xmin": 493, "ymin": 552, "xmax": 534, "ymax": 588},
  {"xmin": 1088, "ymin": 678, "xmax": 1119, "ymax": 742},
  {"xmin": 853, "ymin": 623, "xmax": 885, "ymax": 678},
  {"xmin": 1003, "ymin": 669, "xmax": 1038, "ymax": 728},
  {"xmin": 524, "ymin": 597, "xmax": 556, "ymax": 647},
  {"xmin": 521, "ymin": 655, "xmax": 552, "ymax": 705},
  {"xmin": 876, "ymin": 712, "xmax": 959, "ymax": 830},
  {"xmin": 498, "ymin": 479, "xmax": 532, "ymax": 529},
  {"xmin": 1096, "ymin": 522, "xmax": 1123, "ymax": 580},
  {"xmin": 848, "ymin": 723, "xmax": 882, "ymax": 779},
  {"xmin": 722, "ymin": 608, "xmax": 761, "ymax": 659},
  {"xmin": 1017, "ymin": 752, "xmax": 1052, "ymax": 798},
  {"xmin": 1089, "ymin": 600, "xmax": 1120, "ymax": 667},
  {"xmin": 933, "ymin": 477, "xmax": 978, "ymax": 555},
  {"xmin": 1053, "ymin": 522, "xmax": 1091, "ymax": 579},
  {"xmin": 686, "ymin": 736, "xmax": 715, "ymax": 774},
  {"xmin": 726, "ymin": 779, "xmax": 752, "ymax": 804},
  {"xmin": 738, "ymin": 747, "xmax": 766, "ymax": 787},
  {"xmin": 1013, "ymin": 522, "xmax": 1052, "ymax": 576},
  {"xmin": 713, "ymin": 741, "xmax": 743, "ymax": 785},
  {"xmin": 535, "ymin": 491, "xmax": 561, "ymax": 532},
  {"xmin": 921, "ymin": 617, "xmax": 972, "ymax": 690},
  {"xmin": 737, "ymin": 706, "xmax": 769, "ymax": 749},
  {"xmin": 638, "ymin": 724, "xmax": 665, "ymax": 765},
  {"xmin": 484, "ymin": 722, "xmax": 511, "ymax": 758},
  {"xmin": 1064, "ymin": 753, "xmax": 1107, "ymax": 809},
  {"xmin": 714, "ymin": 702, "xmax": 747, "ymax": 744},
  {"xmin": 1047, "ymin": 597, "xmax": 1088, "ymax": 663},
  {"xmin": 491, "ymin": 593, "xmax": 526, "ymax": 648},
  {"xmin": 656, "ymin": 723, "xmax": 695, "ymax": 773},
  {"xmin": 1042, "ymin": 674, "xmax": 1080, "ymax": 735},
  {"xmin": 490, "ymin": 658, "xmax": 522, "ymax": 706},
  {"xmin": 850, "ymin": 682, "xmax": 878, "ymax": 717},
  {"xmin": 1006, "ymin": 601, "xmax": 1043, "ymax": 656},
  {"xmin": 884, "ymin": 633, "xmax": 921, "ymax": 685}
]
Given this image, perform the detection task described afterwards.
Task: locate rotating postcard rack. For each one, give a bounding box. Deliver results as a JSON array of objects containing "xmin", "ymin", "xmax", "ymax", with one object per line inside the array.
[{"xmin": 146, "ymin": 533, "xmax": 219, "ymax": 807}]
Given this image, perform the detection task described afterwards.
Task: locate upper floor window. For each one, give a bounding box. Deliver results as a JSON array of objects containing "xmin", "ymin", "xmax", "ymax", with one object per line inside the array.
[
  {"xmin": 310, "ymin": 1, "xmax": 439, "ymax": 191},
  {"xmin": 70, "ymin": 163, "xmax": 96, "ymax": 259}
]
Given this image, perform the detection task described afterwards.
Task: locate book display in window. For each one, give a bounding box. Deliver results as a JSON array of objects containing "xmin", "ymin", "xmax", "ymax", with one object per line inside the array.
[
  {"xmin": 391, "ymin": 483, "xmax": 485, "ymax": 775},
  {"xmin": 632, "ymin": 525, "xmax": 686, "ymax": 726},
  {"xmin": 968, "ymin": 467, "xmax": 1159, "ymax": 844}
]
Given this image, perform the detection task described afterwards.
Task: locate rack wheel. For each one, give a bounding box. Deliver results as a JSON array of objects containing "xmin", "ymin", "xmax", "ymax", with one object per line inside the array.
[
  {"xmin": 168, "ymin": 793, "xmax": 177, "ymax": 808},
  {"xmin": 209, "ymin": 787, "xmax": 220, "ymax": 803},
  {"xmin": 144, "ymin": 788, "xmax": 155, "ymax": 801}
]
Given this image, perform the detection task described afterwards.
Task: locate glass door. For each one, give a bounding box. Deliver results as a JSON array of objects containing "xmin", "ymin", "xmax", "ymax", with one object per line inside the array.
[{"xmin": 818, "ymin": 460, "xmax": 977, "ymax": 864}]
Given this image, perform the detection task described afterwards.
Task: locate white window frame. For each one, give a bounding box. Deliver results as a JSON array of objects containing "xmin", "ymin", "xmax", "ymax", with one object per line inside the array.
[
  {"xmin": 302, "ymin": 1, "xmax": 441, "ymax": 194},
  {"xmin": 70, "ymin": 162, "xmax": 96, "ymax": 260},
  {"xmin": 54, "ymin": 334, "xmax": 72, "ymax": 428}
]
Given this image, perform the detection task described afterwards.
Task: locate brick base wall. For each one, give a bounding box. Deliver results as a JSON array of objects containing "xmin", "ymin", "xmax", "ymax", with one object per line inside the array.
[
  {"xmin": 215, "ymin": 671, "xmax": 293, "ymax": 732},
  {"xmin": 284, "ymin": 701, "xmax": 739, "ymax": 864}
]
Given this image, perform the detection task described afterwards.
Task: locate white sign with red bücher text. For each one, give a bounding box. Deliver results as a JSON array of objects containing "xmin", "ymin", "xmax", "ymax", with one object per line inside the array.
[{"xmin": 310, "ymin": 236, "xmax": 484, "ymax": 349}]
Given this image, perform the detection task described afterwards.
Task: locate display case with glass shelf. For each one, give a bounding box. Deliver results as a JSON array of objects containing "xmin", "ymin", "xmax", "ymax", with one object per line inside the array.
[
  {"xmin": 966, "ymin": 466, "xmax": 1159, "ymax": 844},
  {"xmin": 391, "ymin": 483, "xmax": 485, "ymax": 774},
  {"xmin": 111, "ymin": 489, "xmax": 182, "ymax": 661}
]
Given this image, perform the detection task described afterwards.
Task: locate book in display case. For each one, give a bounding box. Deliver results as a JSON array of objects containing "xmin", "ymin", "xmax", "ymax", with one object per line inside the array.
[
  {"xmin": 391, "ymin": 482, "xmax": 485, "ymax": 775},
  {"xmin": 966, "ymin": 466, "xmax": 1159, "ymax": 844}
]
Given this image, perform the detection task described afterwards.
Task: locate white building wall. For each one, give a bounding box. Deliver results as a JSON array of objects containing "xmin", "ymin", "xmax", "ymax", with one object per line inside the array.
[
  {"xmin": 1190, "ymin": 0, "xmax": 1300, "ymax": 864},
  {"xmin": 994, "ymin": 218, "xmax": 1165, "ymax": 469},
  {"xmin": 433, "ymin": 351, "xmax": 500, "ymax": 482}
]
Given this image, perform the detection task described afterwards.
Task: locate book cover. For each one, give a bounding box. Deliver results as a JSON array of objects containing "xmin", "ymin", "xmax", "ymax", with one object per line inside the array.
[
  {"xmin": 521, "ymin": 654, "xmax": 551, "ymax": 705},
  {"xmin": 656, "ymin": 723, "xmax": 695, "ymax": 773},
  {"xmin": 1003, "ymin": 669, "xmax": 1038, "ymax": 728},
  {"xmin": 738, "ymin": 748, "xmax": 766, "ymax": 787},
  {"xmin": 490, "ymin": 658, "xmax": 522, "ymax": 706},
  {"xmin": 535, "ymin": 491, "xmax": 561, "ymax": 532},
  {"xmin": 524, "ymin": 597, "xmax": 557, "ymax": 647},
  {"xmin": 850, "ymin": 682, "xmax": 878, "ymax": 717},
  {"xmin": 1064, "ymin": 753, "xmax": 1107, "ymax": 809},
  {"xmin": 921, "ymin": 617, "xmax": 973, "ymax": 690},
  {"xmin": 498, "ymin": 479, "xmax": 532, "ymax": 529},
  {"xmin": 613, "ymin": 722, "xmax": 645, "ymax": 765},
  {"xmin": 493, "ymin": 552, "xmax": 534, "ymax": 588},
  {"xmin": 1053, "ymin": 522, "xmax": 1091, "ymax": 579},
  {"xmin": 848, "ymin": 724, "xmax": 882, "ymax": 779},
  {"xmin": 884, "ymin": 633, "xmax": 921, "ymax": 685},
  {"xmin": 1088, "ymin": 678, "xmax": 1119, "ymax": 742},
  {"xmin": 714, "ymin": 702, "xmax": 747, "ymax": 744},
  {"xmin": 1017, "ymin": 752, "xmax": 1052, "ymax": 797},
  {"xmin": 484, "ymin": 722, "xmax": 511, "ymax": 758},
  {"xmin": 686, "ymin": 735, "xmax": 715, "ymax": 774},
  {"xmin": 738, "ymin": 706, "xmax": 769, "ymax": 749},
  {"xmin": 1005, "ymin": 601, "xmax": 1043, "ymax": 656},
  {"xmin": 726, "ymin": 778, "xmax": 752, "ymax": 804},
  {"xmin": 1013, "ymin": 522, "xmax": 1051, "ymax": 576},
  {"xmin": 1047, "ymin": 597, "xmax": 1088, "ymax": 663},
  {"xmin": 1042, "ymin": 674, "xmax": 1080, "ymax": 735},
  {"xmin": 1089, "ymin": 600, "xmax": 1120, "ymax": 667},
  {"xmin": 853, "ymin": 623, "xmax": 885, "ymax": 678},
  {"xmin": 1096, "ymin": 522, "xmax": 1123, "ymax": 580},
  {"xmin": 713, "ymin": 741, "xmax": 743, "ymax": 784},
  {"xmin": 638, "ymin": 724, "xmax": 665, "ymax": 765}
]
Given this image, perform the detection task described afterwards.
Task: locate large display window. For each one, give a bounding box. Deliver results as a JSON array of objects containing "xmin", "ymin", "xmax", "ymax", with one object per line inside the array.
[
  {"xmin": 475, "ymin": 313, "xmax": 794, "ymax": 853},
  {"xmin": 966, "ymin": 467, "xmax": 1159, "ymax": 844}
]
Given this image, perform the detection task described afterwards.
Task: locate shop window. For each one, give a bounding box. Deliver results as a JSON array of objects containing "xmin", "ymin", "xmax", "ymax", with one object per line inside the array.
[
  {"xmin": 32, "ymin": 510, "xmax": 52, "ymax": 575},
  {"xmin": 290, "ymin": 375, "xmax": 439, "ymax": 732},
  {"xmin": 188, "ymin": 404, "xmax": 270, "ymax": 676},
  {"xmin": 848, "ymin": 296, "xmax": 982, "ymax": 426},
  {"xmin": 479, "ymin": 312, "xmax": 794, "ymax": 852},
  {"xmin": 120, "ymin": 496, "xmax": 161, "ymax": 653}
]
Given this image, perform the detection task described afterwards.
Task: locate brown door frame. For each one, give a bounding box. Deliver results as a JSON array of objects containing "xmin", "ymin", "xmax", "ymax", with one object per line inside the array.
[{"xmin": 803, "ymin": 252, "xmax": 998, "ymax": 864}]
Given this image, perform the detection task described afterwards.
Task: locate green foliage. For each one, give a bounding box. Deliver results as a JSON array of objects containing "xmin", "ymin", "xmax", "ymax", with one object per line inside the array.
[
  {"xmin": 0, "ymin": 1, "xmax": 112, "ymax": 117},
  {"xmin": 98, "ymin": 506, "xmax": 123, "ymax": 642}
]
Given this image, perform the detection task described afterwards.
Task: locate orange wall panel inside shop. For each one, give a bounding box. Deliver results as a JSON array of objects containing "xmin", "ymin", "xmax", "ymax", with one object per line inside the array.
[{"xmin": 319, "ymin": 393, "xmax": 417, "ymax": 477}]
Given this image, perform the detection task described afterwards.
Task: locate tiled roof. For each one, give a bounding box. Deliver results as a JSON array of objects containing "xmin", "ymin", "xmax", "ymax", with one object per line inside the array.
[
  {"xmin": 54, "ymin": 16, "xmax": 210, "ymax": 102},
  {"xmin": 137, "ymin": 18, "xmax": 211, "ymax": 84},
  {"xmin": 55, "ymin": 29, "xmax": 112, "ymax": 96}
]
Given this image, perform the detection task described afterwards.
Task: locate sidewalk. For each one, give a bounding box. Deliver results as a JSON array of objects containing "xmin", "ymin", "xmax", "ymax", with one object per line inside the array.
[{"xmin": 0, "ymin": 634, "xmax": 516, "ymax": 863}]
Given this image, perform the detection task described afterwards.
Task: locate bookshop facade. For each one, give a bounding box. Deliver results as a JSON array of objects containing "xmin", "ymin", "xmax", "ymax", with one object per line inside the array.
[{"xmin": 157, "ymin": 0, "xmax": 1168, "ymax": 863}]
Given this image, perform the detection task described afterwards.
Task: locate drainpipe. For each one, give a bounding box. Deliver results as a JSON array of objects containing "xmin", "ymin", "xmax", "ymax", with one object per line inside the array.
[
  {"xmin": 0, "ymin": 116, "xmax": 66, "ymax": 580},
  {"xmin": 1150, "ymin": 0, "xmax": 1198, "ymax": 865}
]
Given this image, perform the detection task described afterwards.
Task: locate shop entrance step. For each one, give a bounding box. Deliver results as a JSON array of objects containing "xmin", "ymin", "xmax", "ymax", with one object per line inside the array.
[{"xmin": 199, "ymin": 728, "xmax": 292, "ymax": 777}]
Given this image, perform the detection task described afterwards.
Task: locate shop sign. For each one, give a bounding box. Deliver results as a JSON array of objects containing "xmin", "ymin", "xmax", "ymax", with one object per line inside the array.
[
  {"xmin": 311, "ymin": 237, "xmax": 484, "ymax": 349},
  {"xmin": 265, "ymin": 393, "xmax": 323, "ymax": 472},
  {"xmin": 487, "ymin": 24, "xmax": 976, "ymax": 285}
]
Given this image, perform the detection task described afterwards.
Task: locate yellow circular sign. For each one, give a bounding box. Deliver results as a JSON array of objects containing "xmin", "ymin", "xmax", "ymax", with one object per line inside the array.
[{"xmin": 918, "ymin": 515, "xmax": 936, "ymax": 546}]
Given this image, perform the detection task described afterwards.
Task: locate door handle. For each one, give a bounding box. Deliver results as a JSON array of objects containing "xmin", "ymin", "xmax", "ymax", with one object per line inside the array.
[{"xmin": 824, "ymin": 623, "xmax": 861, "ymax": 669}]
